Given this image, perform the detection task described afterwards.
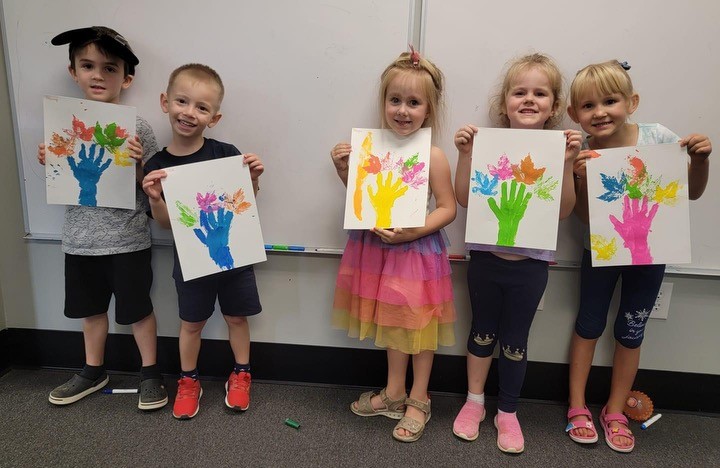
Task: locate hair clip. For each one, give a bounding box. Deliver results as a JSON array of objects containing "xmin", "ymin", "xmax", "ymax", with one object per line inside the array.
[
  {"xmin": 619, "ymin": 61, "xmax": 631, "ymax": 71},
  {"xmin": 409, "ymin": 44, "xmax": 420, "ymax": 66}
]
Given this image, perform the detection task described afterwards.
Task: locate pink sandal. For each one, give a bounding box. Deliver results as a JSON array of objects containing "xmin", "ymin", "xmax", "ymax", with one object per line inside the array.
[
  {"xmin": 565, "ymin": 406, "xmax": 598, "ymax": 444},
  {"xmin": 600, "ymin": 405, "xmax": 635, "ymax": 453}
]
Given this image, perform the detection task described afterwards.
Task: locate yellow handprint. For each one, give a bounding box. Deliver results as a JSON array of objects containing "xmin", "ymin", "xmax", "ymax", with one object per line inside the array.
[
  {"xmin": 590, "ymin": 234, "xmax": 618, "ymax": 261},
  {"xmin": 368, "ymin": 172, "xmax": 409, "ymax": 228}
]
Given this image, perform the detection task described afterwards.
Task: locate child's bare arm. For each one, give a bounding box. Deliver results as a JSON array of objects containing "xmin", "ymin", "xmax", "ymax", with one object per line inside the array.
[
  {"xmin": 142, "ymin": 170, "xmax": 171, "ymax": 229},
  {"xmin": 680, "ymin": 134, "xmax": 711, "ymax": 200}
]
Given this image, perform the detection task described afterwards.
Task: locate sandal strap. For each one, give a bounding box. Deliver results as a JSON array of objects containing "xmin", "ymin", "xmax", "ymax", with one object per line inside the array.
[
  {"xmin": 566, "ymin": 420, "xmax": 596, "ymax": 432},
  {"xmin": 379, "ymin": 388, "xmax": 407, "ymax": 411},
  {"xmin": 603, "ymin": 412, "xmax": 629, "ymax": 425},
  {"xmin": 396, "ymin": 415, "xmax": 424, "ymax": 434},
  {"xmin": 607, "ymin": 425, "xmax": 634, "ymax": 438},
  {"xmin": 355, "ymin": 390, "xmax": 376, "ymax": 413},
  {"xmin": 404, "ymin": 397, "xmax": 431, "ymax": 414},
  {"xmin": 567, "ymin": 406, "xmax": 592, "ymax": 420}
]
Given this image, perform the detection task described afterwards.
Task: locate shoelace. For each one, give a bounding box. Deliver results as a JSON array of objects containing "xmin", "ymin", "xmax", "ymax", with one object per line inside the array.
[
  {"xmin": 229, "ymin": 373, "xmax": 250, "ymax": 391},
  {"xmin": 177, "ymin": 379, "xmax": 199, "ymax": 399}
]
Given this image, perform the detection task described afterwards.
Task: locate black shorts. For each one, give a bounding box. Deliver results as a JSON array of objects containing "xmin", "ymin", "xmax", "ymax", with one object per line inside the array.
[
  {"xmin": 175, "ymin": 266, "xmax": 262, "ymax": 323},
  {"xmin": 64, "ymin": 249, "xmax": 153, "ymax": 325}
]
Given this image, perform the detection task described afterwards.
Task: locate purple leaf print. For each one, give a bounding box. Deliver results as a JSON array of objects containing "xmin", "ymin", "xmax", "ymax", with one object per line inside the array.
[{"xmin": 196, "ymin": 192, "xmax": 222, "ymax": 213}]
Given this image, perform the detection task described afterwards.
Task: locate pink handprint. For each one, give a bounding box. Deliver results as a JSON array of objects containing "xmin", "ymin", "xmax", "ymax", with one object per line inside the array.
[{"xmin": 609, "ymin": 195, "xmax": 659, "ymax": 265}]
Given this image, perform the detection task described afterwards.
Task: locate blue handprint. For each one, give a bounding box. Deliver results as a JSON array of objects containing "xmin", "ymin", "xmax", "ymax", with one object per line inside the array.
[
  {"xmin": 471, "ymin": 170, "xmax": 499, "ymax": 196},
  {"xmin": 193, "ymin": 208, "xmax": 235, "ymax": 270},
  {"xmin": 66, "ymin": 143, "xmax": 112, "ymax": 206}
]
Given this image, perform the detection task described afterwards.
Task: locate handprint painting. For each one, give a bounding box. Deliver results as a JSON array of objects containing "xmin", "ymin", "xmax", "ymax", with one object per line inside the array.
[
  {"xmin": 43, "ymin": 96, "xmax": 136, "ymax": 209},
  {"xmin": 465, "ymin": 128, "xmax": 566, "ymax": 250},
  {"xmin": 343, "ymin": 128, "xmax": 431, "ymax": 229},
  {"xmin": 586, "ymin": 144, "xmax": 691, "ymax": 267},
  {"xmin": 162, "ymin": 156, "xmax": 266, "ymax": 281}
]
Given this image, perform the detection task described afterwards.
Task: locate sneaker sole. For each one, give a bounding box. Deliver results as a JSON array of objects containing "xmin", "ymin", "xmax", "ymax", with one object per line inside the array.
[
  {"xmin": 173, "ymin": 389, "xmax": 202, "ymax": 420},
  {"xmin": 224, "ymin": 381, "xmax": 249, "ymax": 411},
  {"xmin": 48, "ymin": 375, "xmax": 109, "ymax": 406},
  {"xmin": 494, "ymin": 416, "xmax": 525, "ymax": 454},
  {"xmin": 138, "ymin": 396, "xmax": 169, "ymax": 411},
  {"xmin": 453, "ymin": 410, "xmax": 486, "ymax": 441}
]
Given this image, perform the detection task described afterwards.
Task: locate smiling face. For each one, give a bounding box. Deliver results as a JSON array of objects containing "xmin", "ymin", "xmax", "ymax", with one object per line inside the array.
[
  {"xmin": 383, "ymin": 71, "xmax": 430, "ymax": 136},
  {"xmin": 504, "ymin": 66, "xmax": 556, "ymax": 130},
  {"xmin": 569, "ymin": 87, "xmax": 638, "ymax": 141},
  {"xmin": 161, "ymin": 71, "xmax": 223, "ymax": 142},
  {"xmin": 69, "ymin": 43, "xmax": 132, "ymax": 104}
]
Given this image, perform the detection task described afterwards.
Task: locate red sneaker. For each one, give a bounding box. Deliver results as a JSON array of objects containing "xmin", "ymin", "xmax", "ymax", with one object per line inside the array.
[
  {"xmin": 173, "ymin": 377, "xmax": 202, "ymax": 420},
  {"xmin": 225, "ymin": 371, "xmax": 251, "ymax": 410}
]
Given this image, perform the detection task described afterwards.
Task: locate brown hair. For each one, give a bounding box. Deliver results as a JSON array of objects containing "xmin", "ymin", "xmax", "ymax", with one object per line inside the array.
[
  {"xmin": 489, "ymin": 53, "xmax": 565, "ymax": 129},
  {"xmin": 167, "ymin": 63, "xmax": 225, "ymax": 105},
  {"xmin": 378, "ymin": 51, "xmax": 445, "ymax": 135}
]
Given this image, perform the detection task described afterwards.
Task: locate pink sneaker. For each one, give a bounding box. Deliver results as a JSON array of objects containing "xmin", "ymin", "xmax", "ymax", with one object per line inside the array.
[
  {"xmin": 452, "ymin": 400, "xmax": 486, "ymax": 441},
  {"xmin": 494, "ymin": 412, "xmax": 525, "ymax": 453}
]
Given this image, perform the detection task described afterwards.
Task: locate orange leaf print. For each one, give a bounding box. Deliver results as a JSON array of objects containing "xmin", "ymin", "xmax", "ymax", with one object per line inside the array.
[
  {"xmin": 48, "ymin": 132, "xmax": 75, "ymax": 157},
  {"xmin": 512, "ymin": 154, "xmax": 545, "ymax": 185},
  {"xmin": 224, "ymin": 188, "xmax": 252, "ymax": 214},
  {"xmin": 363, "ymin": 154, "xmax": 381, "ymax": 174},
  {"xmin": 69, "ymin": 115, "xmax": 95, "ymax": 141}
]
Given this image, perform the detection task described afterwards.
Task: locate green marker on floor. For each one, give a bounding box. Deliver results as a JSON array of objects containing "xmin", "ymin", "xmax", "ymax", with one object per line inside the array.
[{"xmin": 284, "ymin": 418, "xmax": 300, "ymax": 429}]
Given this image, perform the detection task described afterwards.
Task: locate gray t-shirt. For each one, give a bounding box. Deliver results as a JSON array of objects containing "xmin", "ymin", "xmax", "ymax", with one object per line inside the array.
[{"xmin": 61, "ymin": 115, "xmax": 159, "ymax": 255}]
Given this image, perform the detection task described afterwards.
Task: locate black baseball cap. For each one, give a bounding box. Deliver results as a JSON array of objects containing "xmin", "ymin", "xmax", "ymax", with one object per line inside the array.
[{"xmin": 51, "ymin": 26, "xmax": 139, "ymax": 75}]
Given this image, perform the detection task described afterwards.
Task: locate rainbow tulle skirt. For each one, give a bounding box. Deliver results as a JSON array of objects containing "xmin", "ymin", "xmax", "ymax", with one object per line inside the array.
[{"xmin": 332, "ymin": 230, "xmax": 456, "ymax": 354}]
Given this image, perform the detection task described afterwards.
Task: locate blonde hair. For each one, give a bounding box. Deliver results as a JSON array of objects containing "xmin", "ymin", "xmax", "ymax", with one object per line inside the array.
[
  {"xmin": 378, "ymin": 51, "xmax": 445, "ymax": 135},
  {"xmin": 167, "ymin": 63, "xmax": 225, "ymax": 105},
  {"xmin": 490, "ymin": 53, "xmax": 564, "ymax": 129},
  {"xmin": 569, "ymin": 60, "xmax": 634, "ymax": 111}
]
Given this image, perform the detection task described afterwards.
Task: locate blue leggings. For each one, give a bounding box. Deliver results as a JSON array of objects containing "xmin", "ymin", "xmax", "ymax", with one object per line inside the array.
[
  {"xmin": 466, "ymin": 251, "xmax": 548, "ymax": 412},
  {"xmin": 575, "ymin": 249, "xmax": 665, "ymax": 348}
]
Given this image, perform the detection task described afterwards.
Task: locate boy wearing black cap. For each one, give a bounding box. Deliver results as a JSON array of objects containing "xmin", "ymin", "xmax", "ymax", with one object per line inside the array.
[{"xmin": 38, "ymin": 26, "xmax": 167, "ymax": 410}]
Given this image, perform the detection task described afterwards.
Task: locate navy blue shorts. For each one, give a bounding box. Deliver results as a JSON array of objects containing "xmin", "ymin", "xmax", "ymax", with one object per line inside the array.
[
  {"xmin": 575, "ymin": 249, "xmax": 665, "ymax": 348},
  {"xmin": 64, "ymin": 249, "xmax": 153, "ymax": 325},
  {"xmin": 174, "ymin": 266, "xmax": 262, "ymax": 323}
]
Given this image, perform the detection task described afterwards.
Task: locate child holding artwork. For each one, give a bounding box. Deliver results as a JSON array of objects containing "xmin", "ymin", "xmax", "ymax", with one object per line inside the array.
[
  {"xmin": 566, "ymin": 60, "xmax": 711, "ymax": 453},
  {"xmin": 329, "ymin": 48, "xmax": 456, "ymax": 443},
  {"xmin": 453, "ymin": 53, "xmax": 580, "ymax": 453},
  {"xmin": 142, "ymin": 64, "xmax": 264, "ymax": 420},
  {"xmin": 38, "ymin": 26, "xmax": 166, "ymax": 410}
]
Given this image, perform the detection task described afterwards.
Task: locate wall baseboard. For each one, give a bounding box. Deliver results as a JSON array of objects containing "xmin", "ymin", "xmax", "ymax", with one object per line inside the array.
[{"xmin": 1, "ymin": 328, "xmax": 717, "ymax": 413}]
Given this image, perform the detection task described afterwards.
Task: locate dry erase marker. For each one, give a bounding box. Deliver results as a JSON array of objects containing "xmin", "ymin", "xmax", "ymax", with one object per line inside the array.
[
  {"xmin": 288, "ymin": 245, "xmax": 305, "ymax": 251},
  {"xmin": 641, "ymin": 413, "xmax": 662, "ymax": 429},
  {"xmin": 448, "ymin": 254, "xmax": 467, "ymax": 260},
  {"xmin": 314, "ymin": 248, "xmax": 343, "ymax": 254},
  {"xmin": 284, "ymin": 418, "xmax": 300, "ymax": 429},
  {"xmin": 102, "ymin": 388, "xmax": 138, "ymax": 394}
]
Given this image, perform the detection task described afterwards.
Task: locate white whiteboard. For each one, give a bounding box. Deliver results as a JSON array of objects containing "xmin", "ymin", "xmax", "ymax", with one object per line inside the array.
[
  {"xmin": 2, "ymin": 0, "xmax": 415, "ymax": 249},
  {"xmin": 423, "ymin": 0, "xmax": 720, "ymax": 272}
]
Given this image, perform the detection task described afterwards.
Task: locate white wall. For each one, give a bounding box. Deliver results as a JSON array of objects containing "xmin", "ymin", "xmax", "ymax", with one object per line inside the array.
[
  {"xmin": 0, "ymin": 32, "xmax": 32, "ymax": 333},
  {"xmin": 2, "ymin": 7, "xmax": 719, "ymax": 376}
]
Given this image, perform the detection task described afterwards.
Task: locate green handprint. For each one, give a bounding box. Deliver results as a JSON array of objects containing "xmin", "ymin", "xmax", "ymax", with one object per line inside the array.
[
  {"xmin": 487, "ymin": 180, "xmax": 532, "ymax": 246},
  {"xmin": 175, "ymin": 201, "xmax": 199, "ymax": 227},
  {"xmin": 368, "ymin": 171, "xmax": 409, "ymax": 228}
]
